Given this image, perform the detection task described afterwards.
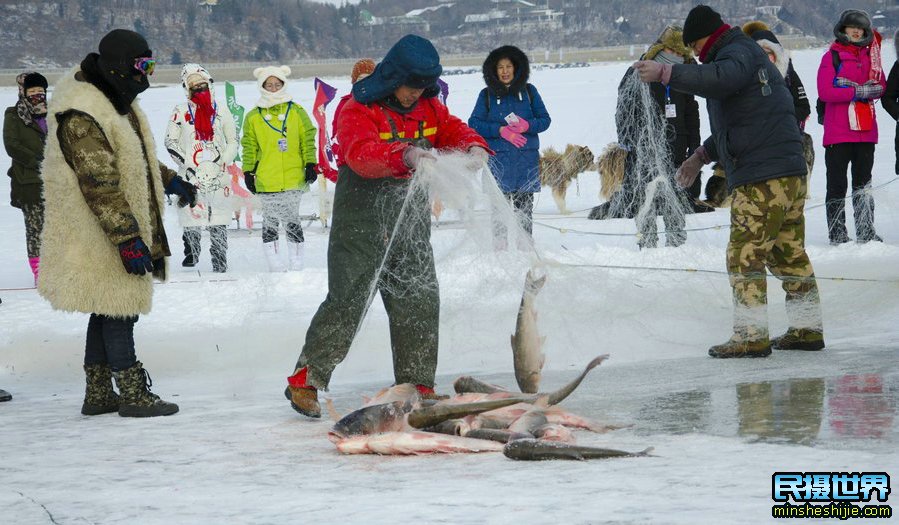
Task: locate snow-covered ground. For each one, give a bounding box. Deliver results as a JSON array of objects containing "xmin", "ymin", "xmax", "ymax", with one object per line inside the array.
[{"xmin": 1, "ymin": 48, "xmax": 897, "ymax": 524}]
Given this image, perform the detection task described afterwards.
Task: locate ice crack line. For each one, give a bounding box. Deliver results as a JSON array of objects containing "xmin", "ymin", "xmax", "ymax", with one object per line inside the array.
[{"xmin": 14, "ymin": 490, "xmax": 61, "ymax": 525}]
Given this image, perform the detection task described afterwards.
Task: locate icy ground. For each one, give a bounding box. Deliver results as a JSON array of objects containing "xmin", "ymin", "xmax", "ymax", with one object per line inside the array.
[{"xmin": 1, "ymin": 48, "xmax": 897, "ymax": 524}]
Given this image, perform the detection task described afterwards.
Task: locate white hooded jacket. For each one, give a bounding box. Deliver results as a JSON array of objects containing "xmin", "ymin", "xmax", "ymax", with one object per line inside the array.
[{"xmin": 165, "ymin": 63, "xmax": 239, "ymax": 227}]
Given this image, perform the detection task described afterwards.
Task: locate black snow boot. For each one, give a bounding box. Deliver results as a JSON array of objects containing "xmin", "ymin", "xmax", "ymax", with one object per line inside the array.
[
  {"xmin": 0, "ymin": 388, "xmax": 11, "ymax": 402},
  {"xmin": 826, "ymin": 199, "xmax": 851, "ymax": 245},
  {"xmin": 113, "ymin": 362, "xmax": 179, "ymax": 417},
  {"xmin": 81, "ymin": 364, "xmax": 120, "ymax": 415}
]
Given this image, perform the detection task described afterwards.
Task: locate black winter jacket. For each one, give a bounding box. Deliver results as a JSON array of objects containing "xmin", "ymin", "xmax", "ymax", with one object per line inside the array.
[
  {"xmin": 881, "ymin": 61, "xmax": 899, "ymax": 174},
  {"xmin": 667, "ymin": 28, "xmax": 806, "ymax": 192}
]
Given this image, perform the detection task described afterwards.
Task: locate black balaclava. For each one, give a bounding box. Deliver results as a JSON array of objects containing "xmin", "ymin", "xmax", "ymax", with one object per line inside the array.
[{"xmin": 81, "ymin": 29, "xmax": 152, "ymax": 115}]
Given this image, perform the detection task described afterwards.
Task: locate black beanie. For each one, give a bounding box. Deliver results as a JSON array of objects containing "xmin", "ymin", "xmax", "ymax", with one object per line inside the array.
[
  {"xmin": 97, "ymin": 29, "xmax": 152, "ymax": 74},
  {"xmin": 22, "ymin": 72, "xmax": 48, "ymax": 91},
  {"xmin": 682, "ymin": 5, "xmax": 724, "ymax": 45}
]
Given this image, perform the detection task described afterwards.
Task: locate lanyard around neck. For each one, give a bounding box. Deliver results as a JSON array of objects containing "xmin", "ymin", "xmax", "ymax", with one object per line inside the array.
[{"xmin": 259, "ymin": 102, "xmax": 292, "ymax": 136}]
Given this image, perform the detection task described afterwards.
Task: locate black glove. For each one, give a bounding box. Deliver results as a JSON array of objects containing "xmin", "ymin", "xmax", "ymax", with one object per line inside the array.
[
  {"xmin": 165, "ymin": 175, "xmax": 197, "ymax": 208},
  {"xmin": 118, "ymin": 237, "xmax": 154, "ymax": 276},
  {"xmin": 304, "ymin": 163, "xmax": 318, "ymax": 184},
  {"xmin": 244, "ymin": 172, "xmax": 257, "ymax": 194}
]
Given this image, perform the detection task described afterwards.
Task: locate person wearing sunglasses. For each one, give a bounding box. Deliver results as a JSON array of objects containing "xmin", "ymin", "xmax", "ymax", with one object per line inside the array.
[
  {"xmin": 164, "ymin": 63, "xmax": 238, "ymax": 273},
  {"xmin": 37, "ymin": 29, "xmax": 196, "ymax": 418},
  {"xmin": 632, "ymin": 5, "xmax": 823, "ymax": 358},
  {"xmin": 4, "ymin": 72, "xmax": 48, "ymax": 286}
]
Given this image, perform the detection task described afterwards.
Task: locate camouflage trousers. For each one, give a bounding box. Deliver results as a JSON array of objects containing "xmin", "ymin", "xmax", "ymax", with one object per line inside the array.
[
  {"xmin": 21, "ymin": 202, "xmax": 44, "ymax": 258},
  {"xmin": 727, "ymin": 176, "xmax": 822, "ymax": 342}
]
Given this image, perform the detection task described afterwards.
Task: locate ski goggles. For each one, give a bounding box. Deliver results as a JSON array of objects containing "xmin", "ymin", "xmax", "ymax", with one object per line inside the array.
[{"xmin": 133, "ymin": 57, "xmax": 156, "ymax": 76}]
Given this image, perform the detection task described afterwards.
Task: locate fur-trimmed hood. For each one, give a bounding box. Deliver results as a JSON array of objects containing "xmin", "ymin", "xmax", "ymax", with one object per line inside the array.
[
  {"xmin": 644, "ymin": 25, "xmax": 692, "ymax": 61},
  {"xmin": 482, "ymin": 45, "xmax": 530, "ymax": 96},
  {"xmin": 742, "ymin": 21, "xmax": 789, "ymax": 77},
  {"xmin": 834, "ymin": 9, "xmax": 874, "ymax": 47}
]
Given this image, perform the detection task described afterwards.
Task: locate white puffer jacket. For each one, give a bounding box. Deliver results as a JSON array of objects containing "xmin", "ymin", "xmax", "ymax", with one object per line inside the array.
[{"xmin": 165, "ymin": 63, "xmax": 239, "ymax": 227}]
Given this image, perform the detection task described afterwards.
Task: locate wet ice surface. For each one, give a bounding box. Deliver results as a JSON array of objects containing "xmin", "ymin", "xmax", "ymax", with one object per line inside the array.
[
  {"xmin": 1, "ymin": 348, "xmax": 896, "ymax": 524},
  {"xmin": 2, "ymin": 48, "xmax": 899, "ymax": 523}
]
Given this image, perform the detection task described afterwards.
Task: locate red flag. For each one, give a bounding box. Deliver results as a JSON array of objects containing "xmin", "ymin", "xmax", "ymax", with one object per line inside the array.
[{"xmin": 313, "ymin": 78, "xmax": 339, "ymax": 182}]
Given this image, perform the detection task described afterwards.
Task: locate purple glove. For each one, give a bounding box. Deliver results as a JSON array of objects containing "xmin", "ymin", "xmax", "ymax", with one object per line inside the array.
[
  {"xmin": 403, "ymin": 145, "xmax": 436, "ymax": 170},
  {"xmin": 675, "ymin": 146, "xmax": 709, "ymax": 189},
  {"xmin": 500, "ymin": 126, "xmax": 527, "ymax": 148},
  {"xmin": 633, "ymin": 60, "xmax": 671, "ymax": 83},
  {"xmin": 508, "ymin": 117, "xmax": 529, "ymax": 133}
]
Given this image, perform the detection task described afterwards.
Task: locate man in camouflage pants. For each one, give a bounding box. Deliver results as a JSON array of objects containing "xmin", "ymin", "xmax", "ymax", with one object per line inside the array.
[{"xmin": 635, "ymin": 5, "xmax": 824, "ymax": 357}]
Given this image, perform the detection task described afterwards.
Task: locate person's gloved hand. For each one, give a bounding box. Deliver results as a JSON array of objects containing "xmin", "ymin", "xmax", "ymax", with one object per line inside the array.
[
  {"xmin": 675, "ymin": 146, "xmax": 709, "ymax": 189},
  {"xmin": 834, "ymin": 77, "xmax": 859, "ymax": 89},
  {"xmin": 500, "ymin": 126, "xmax": 527, "ymax": 148},
  {"xmin": 465, "ymin": 146, "xmax": 490, "ymax": 171},
  {"xmin": 165, "ymin": 175, "xmax": 197, "ymax": 207},
  {"xmin": 633, "ymin": 60, "xmax": 669, "ymax": 83},
  {"xmin": 304, "ymin": 163, "xmax": 318, "ymax": 184},
  {"xmin": 508, "ymin": 117, "xmax": 529, "ymax": 134},
  {"xmin": 118, "ymin": 237, "xmax": 154, "ymax": 276},
  {"xmin": 403, "ymin": 145, "xmax": 437, "ymax": 170},
  {"xmin": 244, "ymin": 172, "xmax": 257, "ymax": 194},
  {"xmin": 855, "ymin": 80, "xmax": 884, "ymax": 101}
]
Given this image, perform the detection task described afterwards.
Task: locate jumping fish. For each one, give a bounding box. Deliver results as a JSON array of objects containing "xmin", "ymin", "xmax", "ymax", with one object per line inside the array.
[
  {"xmin": 336, "ymin": 432, "xmax": 505, "ymax": 455},
  {"xmin": 361, "ymin": 383, "xmax": 422, "ymax": 408},
  {"xmin": 512, "ymin": 270, "xmax": 547, "ymax": 393},
  {"xmin": 503, "ymin": 439, "xmax": 654, "ymax": 461},
  {"xmin": 508, "ymin": 410, "xmax": 549, "ymax": 435}
]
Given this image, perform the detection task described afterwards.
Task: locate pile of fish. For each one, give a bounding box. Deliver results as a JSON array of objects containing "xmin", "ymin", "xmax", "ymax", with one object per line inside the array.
[{"xmin": 326, "ymin": 271, "xmax": 652, "ymax": 461}]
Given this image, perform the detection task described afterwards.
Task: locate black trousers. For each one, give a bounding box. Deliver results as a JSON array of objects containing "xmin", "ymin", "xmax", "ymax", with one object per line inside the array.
[
  {"xmin": 824, "ymin": 142, "xmax": 877, "ymax": 241},
  {"xmin": 84, "ymin": 314, "xmax": 138, "ymax": 372}
]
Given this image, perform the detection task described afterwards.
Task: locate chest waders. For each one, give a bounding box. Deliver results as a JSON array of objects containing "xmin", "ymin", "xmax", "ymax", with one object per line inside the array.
[{"xmin": 293, "ymin": 107, "xmax": 440, "ymax": 390}]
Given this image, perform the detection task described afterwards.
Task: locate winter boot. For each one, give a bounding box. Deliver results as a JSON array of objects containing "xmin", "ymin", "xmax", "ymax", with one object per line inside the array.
[
  {"xmin": 264, "ymin": 241, "xmax": 286, "ymax": 272},
  {"xmin": 415, "ymin": 384, "xmax": 449, "ymax": 401},
  {"xmin": 825, "ymin": 199, "xmax": 851, "ymax": 245},
  {"xmin": 181, "ymin": 254, "xmax": 198, "ymax": 267},
  {"xmin": 852, "ymin": 190, "xmax": 880, "ymax": 243},
  {"xmin": 287, "ymin": 241, "xmax": 305, "ymax": 271},
  {"xmin": 81, "ymin": 364, "xmax": 120, "ymax": 415},
  {"xmin": 772, "ymin": 328, "xmax": 825, "ymax": 351},
  {"xmin": 0, "ymin": 388, "xmax": 10, "ymax": 402},
  {"xmin": 28, "ymin": 257, "xmax": 39, "ymax": 286},
  {"xmin": 708, "ymin": 336, "xmax": 772, "ymax": 359},
  {"xmin": 112, "ymin": 362, "xmax": 179, "ymax": 417},
  {"xmin": 286, "ymin": 367, "xmax": 321, "ymax": 418}
]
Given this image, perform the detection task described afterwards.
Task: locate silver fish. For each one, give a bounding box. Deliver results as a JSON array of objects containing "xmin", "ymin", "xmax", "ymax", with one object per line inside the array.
[
  {"xmin": 503, "ymin": 439, "xmax": 654, "ymax": 461},
  {"xmin": 512, "ymin": 271, "xmax": 546, "ymax": 393}
]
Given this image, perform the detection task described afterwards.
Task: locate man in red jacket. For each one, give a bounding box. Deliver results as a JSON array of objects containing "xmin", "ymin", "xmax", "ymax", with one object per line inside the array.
[{"xmin": 285, "ymin": 34, "xmax": 490, "ymax": 417}]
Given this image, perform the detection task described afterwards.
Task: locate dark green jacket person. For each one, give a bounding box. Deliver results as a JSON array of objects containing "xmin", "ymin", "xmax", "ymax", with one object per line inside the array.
[
  {"xmin": 4, "ymin": 71, "xmax": 49, "ymax": 278},
  {"xmin": 285, "ymin": 34, "xmax": 490, "ymax": 418}
]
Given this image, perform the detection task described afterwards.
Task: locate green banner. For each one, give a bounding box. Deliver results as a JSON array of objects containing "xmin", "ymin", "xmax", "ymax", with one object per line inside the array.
[{"xmin": 225, "ymin": 81, "xmax": 245, "ymax": 161}]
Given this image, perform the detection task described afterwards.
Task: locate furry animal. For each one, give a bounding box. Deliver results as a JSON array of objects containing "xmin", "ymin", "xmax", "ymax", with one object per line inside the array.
[
  {"xmin": 597, "ymin": 142, "xmax": 628, "ymax": 200},
  {"xmin": 539, "ymin": 144, "xmax": 595, "ymax": 214}
]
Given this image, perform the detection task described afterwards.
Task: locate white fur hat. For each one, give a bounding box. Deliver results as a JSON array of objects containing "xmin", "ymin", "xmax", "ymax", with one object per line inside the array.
[
  {"xmin": 253, "ymin": 65, "xmax": 292, "ymax": 108},
  {"xmin": 253, "ymin": 65, "xmax": 291, "ymax": 87}
]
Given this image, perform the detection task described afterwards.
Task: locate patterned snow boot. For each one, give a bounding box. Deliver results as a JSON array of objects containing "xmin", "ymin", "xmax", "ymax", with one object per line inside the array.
[
  {"xmin": 81, "ymin": 364, "xmax": 120, "ymax": 415},
  {"xmin": 772, "ymin": 328, "xmax": 825, "ymax": 351},
  {"xmin": 708, "ymin": 336, "xmax": 772, "ymax": 359},
  {"xmin": 113, "ymin": 362, "xmax": 179, "ymax": 417}
]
